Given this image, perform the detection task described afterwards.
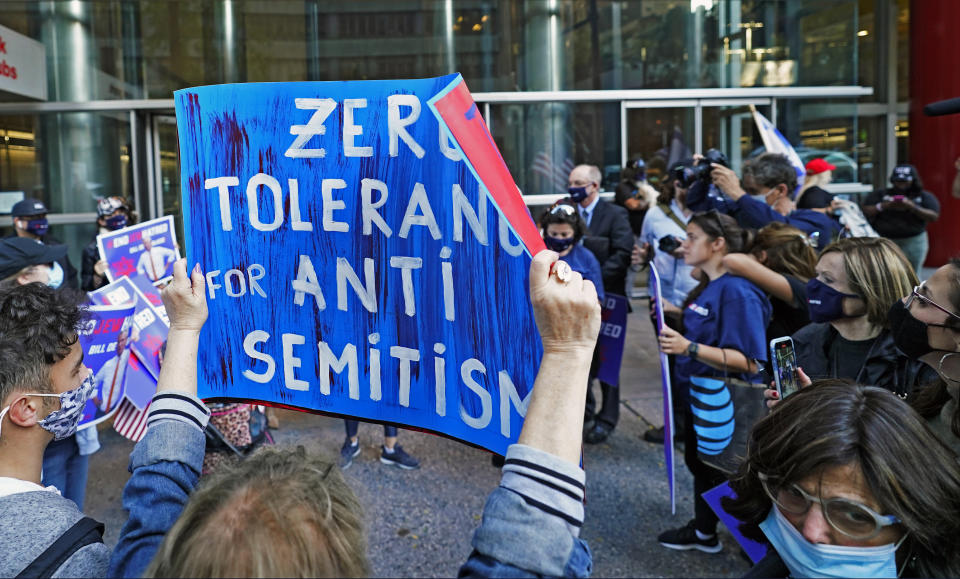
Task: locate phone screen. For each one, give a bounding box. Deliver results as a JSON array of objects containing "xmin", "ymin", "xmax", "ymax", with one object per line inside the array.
[{"xmin": 772, "ymin": 339, "xmax": 799, "ymax": 399}]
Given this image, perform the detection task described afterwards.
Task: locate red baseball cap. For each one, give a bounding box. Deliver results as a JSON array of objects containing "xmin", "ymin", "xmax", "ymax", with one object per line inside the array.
[{"xmin": 805, "ymin": 158, "xmax": 836, "ymax": 175}]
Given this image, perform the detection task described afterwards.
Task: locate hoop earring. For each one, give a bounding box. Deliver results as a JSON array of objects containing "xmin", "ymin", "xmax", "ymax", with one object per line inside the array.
[{"xmin": 937, "ymin": 352, "xmax": 960, "ymax": 384}]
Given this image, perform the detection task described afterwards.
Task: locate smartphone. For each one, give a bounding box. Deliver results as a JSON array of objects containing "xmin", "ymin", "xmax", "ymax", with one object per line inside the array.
[
  {"xmin": 770, "ymin": 337, "xmax": 799, "ymax": 399},
  {"xmin": 892, "ymin": 195, "xmax": 906, "ymax": 202}
]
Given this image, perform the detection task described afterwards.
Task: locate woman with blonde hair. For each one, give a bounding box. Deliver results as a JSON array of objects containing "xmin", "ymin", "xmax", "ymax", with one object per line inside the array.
[
  {"xmin": 722, "ymin": 222, "xmax": 817, "ymax": 342},
  {"xmin": 784, "ymin": 237, "xmax": 938, "ymax": 399}
]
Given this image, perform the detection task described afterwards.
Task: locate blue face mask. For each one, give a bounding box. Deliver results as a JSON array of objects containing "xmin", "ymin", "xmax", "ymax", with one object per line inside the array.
[
  {"xmin": 46, "ymin": 261, "xmax": 64, "ymax": 289},
  {"xmin": 0, "ymin": 374, "xmax": 94, "ymax": 441},
  {"xmin": 544, "ymin": 235, "xmax": 576, "ymax": 253},
  {"xmin": 806, "ymin": 278, "xmax": 861, "ymax": 323},
  {"xmin": 24, "ymin": 217, "xmax": 49, "ymax": 237},
  {"xmin": 759, "ymin": 506, "xmax": 906, "ymax": 579},
  {"xmin": 104, "ymin": 214, "xmax": 127, "ymax": 231},
  {"xmin": 568, "ymin": 186, "xmax": 589, "ymax": 203}
]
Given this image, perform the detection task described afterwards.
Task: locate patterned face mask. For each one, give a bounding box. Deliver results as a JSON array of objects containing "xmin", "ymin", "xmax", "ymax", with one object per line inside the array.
[{"xmin": 0, "ymin": 374, "xmax": 94, "ymax": 441}]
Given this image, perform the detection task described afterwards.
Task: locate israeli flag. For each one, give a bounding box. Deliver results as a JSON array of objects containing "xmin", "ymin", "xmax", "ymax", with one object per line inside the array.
[{"xmin": 750, "ymin": 105, "xmax": 805, "ymax": 194}]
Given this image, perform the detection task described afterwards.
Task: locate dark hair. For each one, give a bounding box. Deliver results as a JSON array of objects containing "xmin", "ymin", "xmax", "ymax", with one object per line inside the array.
[
  {"xmin": 683, "ymin": 211, "xmax": 755, "ymax": 307},
  {"xmin": 909, "ymin": 257, "xmax": 960, "ymax": 437},
  {"xmin": 0, "ymin": 283, "xmax": 86, "ymax": 402},
  {"xmin": 743, "ymin": 153, "xmax": 797, "ymax": 194},
  {"xmin": 146, "ymin": 446, "xmax": 369, "ymax": 577},
  {"xmin": 725, "ymin": 381, "xmax": 960, "ymax": 577},
  {"xmin": 539, "ymin": 204, "xmax": 587, "ymax": 242}
]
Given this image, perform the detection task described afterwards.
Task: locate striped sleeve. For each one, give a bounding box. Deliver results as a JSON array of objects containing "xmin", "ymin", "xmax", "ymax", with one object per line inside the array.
[
  {"xmin": 146, "ymin": 392, "xmax": 211, "ymax": 432},
  {"xmin": 500, "ymin": 444, "xmax": 586, "ymax": 537}
]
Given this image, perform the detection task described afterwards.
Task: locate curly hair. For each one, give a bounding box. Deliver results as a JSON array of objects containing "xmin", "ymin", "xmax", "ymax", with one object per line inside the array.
[
  {"xmin": 0, "ymin": 283, "xmax": 86, "ymax": 402},
  {"xmin": 539, "ymin": 204, "xmax": 587, "ymax": 242},
  {"xmin": 743, "ymin": 153, "xmax": 798, "ymax": 195},
  {"xmin": 146, "ymin": 446, "xmax": 369, "ymax": 578},
  {"xmin": 725, "ymin": 381, "xmax": 960, "ymax": 578}
]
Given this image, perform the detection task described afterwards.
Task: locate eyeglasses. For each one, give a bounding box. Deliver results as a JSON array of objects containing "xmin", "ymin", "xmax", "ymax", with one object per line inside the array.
[
  {"xmin": 549, "ymin": 204, "xmax": 576, "ymax": 216},
  {"xmin": 758, "ymin": 473, "xmax": 900, "ymax": 540},
  {"xmin": 905, "ymin": 283, "xmax": 960, "ymax": 328}
]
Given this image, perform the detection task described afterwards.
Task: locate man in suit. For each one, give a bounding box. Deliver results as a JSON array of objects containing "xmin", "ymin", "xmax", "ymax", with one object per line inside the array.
[{"xmin": 567, "ymin": 164, "xmax": 634, "ymax": 443}]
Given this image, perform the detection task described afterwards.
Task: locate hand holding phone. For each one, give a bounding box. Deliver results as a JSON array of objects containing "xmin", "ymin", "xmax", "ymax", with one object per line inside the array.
[{"xmin": 770, "ymin": 337, "xmax": 799, "ymax": 399}]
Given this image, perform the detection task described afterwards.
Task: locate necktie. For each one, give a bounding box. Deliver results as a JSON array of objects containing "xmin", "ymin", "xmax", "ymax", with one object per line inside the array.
[{"xmin": 583, "ymin": 209, "xmax": 591, "ymax": 227}]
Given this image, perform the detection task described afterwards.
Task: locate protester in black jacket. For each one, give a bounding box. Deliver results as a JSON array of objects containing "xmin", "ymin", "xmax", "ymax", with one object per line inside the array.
[
  {"xmin": 792, "ymin": 237, "xmax": 937, "ymax": 396},
  {"xmin": 565, "ymin": 164, "xmax": 633, "ymax": 443},
  {"xmin": 81, "ymin": 197, "xmax": 132, "ymax": 291}
]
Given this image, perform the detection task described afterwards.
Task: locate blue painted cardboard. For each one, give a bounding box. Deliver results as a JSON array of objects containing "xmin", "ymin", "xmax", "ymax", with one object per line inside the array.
[{"xmin": 174, "ymin": 75, "xmax": 542, "ymax": 454}]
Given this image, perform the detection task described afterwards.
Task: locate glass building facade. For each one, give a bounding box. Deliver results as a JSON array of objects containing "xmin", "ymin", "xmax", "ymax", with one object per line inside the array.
[{"xmin": 0, "ymin": 0, "xmax": 915, "ymax": 266}]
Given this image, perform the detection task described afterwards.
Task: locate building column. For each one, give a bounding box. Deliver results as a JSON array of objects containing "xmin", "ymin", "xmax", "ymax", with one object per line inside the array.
[{"xmin": 909, "ymin": 0, "xmax": 960, "ymax": 266}]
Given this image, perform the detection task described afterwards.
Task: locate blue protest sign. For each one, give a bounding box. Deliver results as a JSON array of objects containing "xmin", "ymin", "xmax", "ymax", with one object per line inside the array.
[
  {"xmin": 78, "ymin": 303, "xmax": 136, "ymax": 427},
  {"xmin": 97, "ymin": 216, "xmax": 181, "ymax": 285},
  {"xmin": 703, "ymin": 482, "xmax": 769, "ymax": 563},
  {"xmin": 651, "ymin": 264, "xmax": 676, "ymax": 513},
  {"xmin": 596, "ymin": 294, "xmax": 628, "ymax": 386},
  {"xmin": 89, "ymin": 276, "xmax": 170, "ymax": 384},
  {"xmin": 174, "ymin": 75, "xmax": 542, "ymax": 455}
]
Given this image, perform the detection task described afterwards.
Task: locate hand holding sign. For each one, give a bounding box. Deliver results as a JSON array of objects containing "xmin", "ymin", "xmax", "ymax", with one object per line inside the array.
[
  {"xmin": 520, "ymin": 250, "xmax": 601, "ymax": 464},
  {"xmin": 162, "ymin": 260, "xmax": 208, "ymax": 333},
  {"xmin": 530, "ymin": 250, "xmax": 601, "ymax": 355}
]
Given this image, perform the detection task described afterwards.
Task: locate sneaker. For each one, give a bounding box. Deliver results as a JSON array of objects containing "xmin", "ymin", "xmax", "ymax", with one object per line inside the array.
[
  {"xmin": 643, "ymin": 426, "xmax": 666, "ymax": 444},
  {"xmin": 657, "ymin": 520, "xmax": 722, "ymax": 553},
  {"xmin": 380, "ymin": 444, "xmax": 420, "ymax": 470},
  {"xmin": 339, "ymin": 438, "xmax": 360, "ymax": 470}
]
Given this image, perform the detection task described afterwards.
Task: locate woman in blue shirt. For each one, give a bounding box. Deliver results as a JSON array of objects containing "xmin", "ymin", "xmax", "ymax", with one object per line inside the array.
[{"xmin": 655, "ymin": 210, "xmax": 771, "ymax": 554}]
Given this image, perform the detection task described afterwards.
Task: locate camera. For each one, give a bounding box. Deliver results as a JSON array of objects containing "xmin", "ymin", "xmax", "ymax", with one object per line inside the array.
[
  {"xmin": 672, "ymin": 148, "xmax": 729, "ymax": 188},
  {"xmin": 658, "ymin": 235, "xmax": 682, "ymax": 254}
]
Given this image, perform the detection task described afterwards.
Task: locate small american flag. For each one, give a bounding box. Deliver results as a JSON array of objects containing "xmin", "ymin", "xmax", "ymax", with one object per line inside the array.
[
  {"xmin": 531, "ymin": 151, "xmax": 576, "ymax": 194},
  {"xmin": 113, "ymin": 399, "xmax": 151, "ymax": 442}
]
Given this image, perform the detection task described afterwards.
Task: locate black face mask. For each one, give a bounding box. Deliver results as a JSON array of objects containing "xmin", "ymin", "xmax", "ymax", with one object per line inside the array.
[{"xmin": 888, "ymin": 299, "xmax": 935, "ymax": 359}]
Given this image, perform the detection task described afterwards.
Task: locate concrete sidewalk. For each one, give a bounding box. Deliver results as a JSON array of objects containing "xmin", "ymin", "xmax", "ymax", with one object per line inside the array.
[{"xmin": 83, "ymin": 301, "xmax": 751, "ymax": 577}]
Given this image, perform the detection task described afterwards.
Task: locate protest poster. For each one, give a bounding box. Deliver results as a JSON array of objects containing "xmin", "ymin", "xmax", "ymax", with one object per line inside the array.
[
  {"xmin": 175, "ymin": 74, "xmax": 543, "ymax": 455},
  {"xmin": 90, "ymin": 276, "xmax": 170, "ymax": 384},
  {"xmin": 78, "ymin": 303, "xmax": 136, "ymax": 428},
  {"xmin": 703, "ymin": 482, "xmax": 769, "ymax": 563},
  {"xmin": 127, "ymin": 273, "xmax": 170, "ymax": 325},
  {"xmin": 651, "ymin": 264, "xmax": 676, "ymax": 513},
  {"xmin": 596, "ymin": 294, "xmax": 628, "ymax": 386},
  {"xmin": 97, "ymin": 215, "xmax": 181, "ymax": 286}
]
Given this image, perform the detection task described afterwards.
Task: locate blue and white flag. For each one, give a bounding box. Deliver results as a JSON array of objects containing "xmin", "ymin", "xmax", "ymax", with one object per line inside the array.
[{"xmin": 750, "ymin": 106, "xmax": 805, "ymax": 194}]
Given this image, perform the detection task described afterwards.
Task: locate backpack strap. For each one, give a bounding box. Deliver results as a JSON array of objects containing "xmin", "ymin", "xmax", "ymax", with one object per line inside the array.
[
  {"xmin": 17, "ymin": 516, "xmax": 104, "ymax": 579},
  {"xmin": 658, "ymin": 203, "xmax": 687, "ymax": 231}
]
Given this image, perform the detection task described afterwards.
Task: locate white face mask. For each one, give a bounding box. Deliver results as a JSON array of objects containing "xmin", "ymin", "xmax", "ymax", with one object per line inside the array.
[
  {"xmin": 47, "ymin": 261, "xmax": 64, "ymax": 289},
  {"xmin": 759, "ymin": 506, "xmax": 907, "ymax": 578}
]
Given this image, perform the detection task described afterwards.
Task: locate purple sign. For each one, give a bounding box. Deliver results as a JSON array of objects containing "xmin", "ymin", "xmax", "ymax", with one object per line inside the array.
[
  {"xmin": 703, "ymin": 482, "xmax": 769, "ymax": 564},
  {"xmin": 651, "ymin": 264, "xmax": 676, "ymax": 513},
  {"xmin": 97, "ymin": 215, "xmax": 181, "ymax": 286},
  {"xmin": 596, "ymin": 293, "xmax": 628, "ymax": 386},
  {"xmin": 78, "ymin": 303, "xmax": 136, "ymax": 427}
]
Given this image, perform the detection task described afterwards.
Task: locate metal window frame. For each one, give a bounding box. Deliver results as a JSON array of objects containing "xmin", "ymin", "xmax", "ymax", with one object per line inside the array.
[{"xmin": 0, "ymin": 85, "xmax": 876, "ymax": 217}]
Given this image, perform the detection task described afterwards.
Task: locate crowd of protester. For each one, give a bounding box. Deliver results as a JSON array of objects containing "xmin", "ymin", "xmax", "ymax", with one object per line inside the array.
[{"xmin": 0, "ymin": 149, "xmax": 959, "ymax": 578}]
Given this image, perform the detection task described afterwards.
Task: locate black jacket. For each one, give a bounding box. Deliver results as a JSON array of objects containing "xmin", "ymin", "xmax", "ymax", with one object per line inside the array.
[
  {"xmin": 580, "ymin": 199, "xmax": 634, "ymax": 297},
  {"xmin": 792, "ymin": 322, "xmax": 938, "ymax": 397},
  {"xmin": 81, "ymin": 237, "xmax": 108, "ymax": 292}
]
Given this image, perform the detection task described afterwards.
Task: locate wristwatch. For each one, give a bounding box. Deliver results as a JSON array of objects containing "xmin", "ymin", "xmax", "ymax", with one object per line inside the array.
[{"xmin": 687, "ymin": 342, "xmax": 699, "ymax": 359}]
